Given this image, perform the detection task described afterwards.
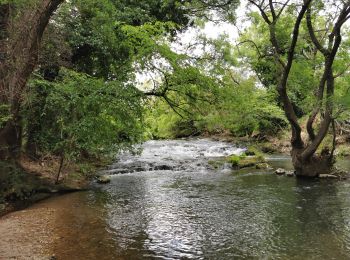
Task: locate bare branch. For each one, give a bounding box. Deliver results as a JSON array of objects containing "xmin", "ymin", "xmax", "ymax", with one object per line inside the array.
[
  {"xmin": 269, "ymin": 0, "xmax": 277, "ymax": 20},
  {"xmin": 306, "ymin": 7, "xmax": 329, "ymax": 56},
  {"xmin": 248, "ymin": 0, "xmax": 272, "ymax": 24},
  {"xmin": 276, "ymin": 0, "xmax": 290, "ymax": 19},
  {"xmin": 237, "ymin": 39, "xmax": 263, "ymax": 57}
]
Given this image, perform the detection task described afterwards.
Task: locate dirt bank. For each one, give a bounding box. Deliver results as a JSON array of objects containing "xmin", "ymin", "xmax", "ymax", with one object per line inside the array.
[
  {"xmin": 0, "ymin": 199, "xmax": 57, "ymax": 259},
  {"xmin": 0, "ymin": 191, "xmax": 119, "ymax": 260},
  {"xmin": 0, "ymin": 154, "xmax": 108, "ymax": 216}
]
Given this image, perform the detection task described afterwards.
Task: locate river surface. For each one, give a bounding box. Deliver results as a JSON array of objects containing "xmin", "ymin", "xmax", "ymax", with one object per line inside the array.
[{"xmin": 7, "ymin": 139, "xmax": 350, "ymax": 259}]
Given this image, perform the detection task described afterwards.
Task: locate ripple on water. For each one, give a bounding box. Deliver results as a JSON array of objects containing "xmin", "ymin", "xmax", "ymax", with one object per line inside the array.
[{"xmin": 48, "ymin": 139, "xmax": 350, "ymax": 259}]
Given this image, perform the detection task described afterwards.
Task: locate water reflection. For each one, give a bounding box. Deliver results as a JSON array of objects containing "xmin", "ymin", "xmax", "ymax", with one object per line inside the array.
[
  {"xmin": 48, "ymin": 140, "xmax": 350, "ymax": 259},
  {"xmin": 291, "ymin": 179, "xmax": 350, "ymax": 259}
]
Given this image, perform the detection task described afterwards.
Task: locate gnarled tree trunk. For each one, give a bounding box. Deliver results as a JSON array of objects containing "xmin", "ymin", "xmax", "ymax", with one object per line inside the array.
[
  {"xmin": 292, "ymin": 149, "xmax": 333, "ymax": 177},
  {"xmin": 250, "ymin": 0, "xmax": 350, "ymax": 177},
  {"xmin": 0, "ymin": 0, "xmax": 64, "ymax": 160}
]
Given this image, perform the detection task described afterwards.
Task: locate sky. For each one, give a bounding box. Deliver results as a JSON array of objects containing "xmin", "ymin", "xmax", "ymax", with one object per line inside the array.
[
  {"xmin": 176, "ymin": 1, "xmax": 248, "ymax": 49},
  {"xmin": 136, "ymin": 1, "xmax": 249, "ymax": 88}
]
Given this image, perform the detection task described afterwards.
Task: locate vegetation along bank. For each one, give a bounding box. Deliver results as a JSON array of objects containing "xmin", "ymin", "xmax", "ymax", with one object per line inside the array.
[{"xmin": 2, "ymin": 0, "xmax": 350, "ymax": 213}]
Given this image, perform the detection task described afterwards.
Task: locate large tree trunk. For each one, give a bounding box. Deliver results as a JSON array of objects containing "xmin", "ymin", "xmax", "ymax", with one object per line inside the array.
[
  {"xmin": 292, "ymin": 148, "xmax": 333, "ymax": 177},
  {"xmin": 0, "ymin": 0, "xmax": 64, "ymax": 160}
]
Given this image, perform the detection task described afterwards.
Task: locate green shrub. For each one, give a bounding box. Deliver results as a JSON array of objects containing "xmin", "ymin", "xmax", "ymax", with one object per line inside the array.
[{"xmin": 227, "ymin": 155, "xmax": 241, "ymax": 166}]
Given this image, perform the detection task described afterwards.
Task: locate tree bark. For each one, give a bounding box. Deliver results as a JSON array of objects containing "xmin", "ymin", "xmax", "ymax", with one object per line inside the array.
[
  {"xmin": 0, "ymin": 114, "xmax": 22, "ymax": 160},
  {"xmin": 0, "ymin": 0, "xmax": 64, "ymax": 160},
  {"xmin": 292, "ymin": 148, "xmax": 333, "ymax": 177}
]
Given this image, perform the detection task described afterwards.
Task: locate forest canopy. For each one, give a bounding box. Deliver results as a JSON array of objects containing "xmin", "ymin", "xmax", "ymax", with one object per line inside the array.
[{"xmin": 1, "ymin": 0, "xmax": 350, "ymax": 177}]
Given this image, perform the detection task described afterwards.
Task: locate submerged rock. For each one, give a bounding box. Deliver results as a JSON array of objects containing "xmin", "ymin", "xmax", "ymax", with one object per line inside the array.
[
  {"xmin": 275, "ymin": 168, "xmax": 286, "ymax": 175},
  {"xmin": 255, "ymin": 163, "xmax": 270, "ymax": 169},
  {"xmin": 331, "ymin": 168, "xmax": 350, "ymax": 180},
  {"xmin": 154, "ymin": 165, "xmax": 173, "ymax": 171},
  {"xmin": 319, "ymin": 174, "xmax": 338, "ymax": 179},
  {"xmin": 97, "ymin": 175, "xmax": 111, "ymax": 184}
]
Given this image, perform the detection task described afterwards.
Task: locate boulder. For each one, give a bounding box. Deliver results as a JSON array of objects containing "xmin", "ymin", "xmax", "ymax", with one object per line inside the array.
[
  {"xmin": 275, "ymin": 168, "xmax": 286, "ymax": 175},
  {"xmin": 97, "ymin": 175, "xmax": 111, "ymax": 184}
]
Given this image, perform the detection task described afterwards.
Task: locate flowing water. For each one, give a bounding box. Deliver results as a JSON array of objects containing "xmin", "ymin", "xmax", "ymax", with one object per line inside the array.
[{"xmin": 19, "ymin": 139, "xmax": 350, "ymax": 259}]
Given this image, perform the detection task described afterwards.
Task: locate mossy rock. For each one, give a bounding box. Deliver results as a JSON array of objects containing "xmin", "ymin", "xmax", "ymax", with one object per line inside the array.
[
  {"xmin": 260, "ymin": 143, "xmax": 276, "ymax": 154},
  {"xmin": 244, "ymin": 146, "xmax": 261, "ymax": 156},
  {"xmin": 255, "ymin": 163, "xmax": 270, "ymax": 169},
  {"xmin": 208, "ymin": 159, "xmax": 226, "ymax": 169},
  {"xmin": 238, "ymin": 156, "xmax": 266, "ymax": 168},
  {"xmin": 244, "ymin": 145, "xmax": 270, "ymax": 157},
  {"xmin": 227, "ymin": 154, "xmax": 266, "ymax": 169},
  {"xmin": 226, "ymin": 155, "xmax": 242, "ymax": 167}
]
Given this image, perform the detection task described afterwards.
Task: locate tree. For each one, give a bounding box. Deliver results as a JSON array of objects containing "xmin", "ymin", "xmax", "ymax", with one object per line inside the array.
[
  {"xmin": 236, "ymin": 11, "xmax": 320, "ymax": 118},
  {"xmin": 0, "ymin": 0, "xmax": 193, "ymax": 161},
  {"xmin": 26, "ymin": 69, "xmax": 145, "ymax": 182},
  {"xmin": 0, "ymin": 0, "xmax": 64, "ymax": 160},
  {"xmin": 246, "ymin": 0, "xmax": 350, "ymax": 176}
]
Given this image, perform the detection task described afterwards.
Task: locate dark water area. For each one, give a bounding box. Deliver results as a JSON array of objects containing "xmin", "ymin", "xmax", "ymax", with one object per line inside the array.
[{"xmin": 32, "ymin": 139, "xmax": 350, "ymax": 259}]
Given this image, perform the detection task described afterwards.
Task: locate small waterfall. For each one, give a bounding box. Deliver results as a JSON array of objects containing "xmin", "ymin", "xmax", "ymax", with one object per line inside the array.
[{"xmin": 103, "ymin": 139, "xmax": 245, "ymax": 175}]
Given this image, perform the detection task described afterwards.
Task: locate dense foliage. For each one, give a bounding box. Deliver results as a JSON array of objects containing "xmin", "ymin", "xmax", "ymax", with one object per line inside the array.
[
  {"xmin": 1, "ymin": 0, "xmax": 350, "ymax": 178},
  {"xmin": 25, "ymin": 69, "xmax": 145, "ymax": 159},
  {"xmin": 19, "ymin": 0, "xmax": 195, "ymax": 160}
]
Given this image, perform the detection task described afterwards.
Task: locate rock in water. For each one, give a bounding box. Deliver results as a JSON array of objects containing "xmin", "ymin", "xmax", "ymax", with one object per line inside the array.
[
  {"xmin": 319, "ymin": 174, "xmax": 338, "ymax": 179},
  {"xmin": 275, "ymin": 168, "xmax": 286, "ymax": 175},
  {"xmin": 286, "ymin": 171, "xmax": 295, "ymax": 177},
  {"xmin": 255, "ymin": 163, "xmax": 270, "ymax": 169},
  {"xmin": 97, "ymin": 175, "xmax": 111, "ymax": 184}
]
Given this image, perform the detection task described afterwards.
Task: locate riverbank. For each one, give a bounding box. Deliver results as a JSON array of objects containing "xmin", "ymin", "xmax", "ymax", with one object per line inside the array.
[
  {"xmin": 0, "ymin": 191, "xmax": 117, "ymax": 260},
  {"xmin": 2, "ymin": 139, "xmax": 350, "ymax": 259},
  {"xmin": 0, "ymin": 155, "xmax": 109, "ymax": 216},
  {"xmin": 206, "ymin": 129, "xmax": 292, "ymax": 154},
  {"xmin": 210, "ymin": 126, "xmax": 350, "ymax": 157},
  {"xmin": 2, "ymin": 129, "xmax": 350, "ymax": 216}
]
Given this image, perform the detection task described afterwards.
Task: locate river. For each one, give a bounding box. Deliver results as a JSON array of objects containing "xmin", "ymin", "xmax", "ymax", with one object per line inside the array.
[{"xmin": 2, "ymin": 139, "xmax": 350, "ymax": 259}]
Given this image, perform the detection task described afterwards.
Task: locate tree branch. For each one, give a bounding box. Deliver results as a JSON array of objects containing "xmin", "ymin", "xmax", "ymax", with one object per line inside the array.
[
  {"xmin": 276, "ymin": 0, "xmax": 312, "ymax": 148},
  {"xmin": 306, "ymin": 6, "xmax": 328, "ymax": 56},
  {"xmin": 248, "ymin": 0, "xmax": 272, "ymax": 24}
]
